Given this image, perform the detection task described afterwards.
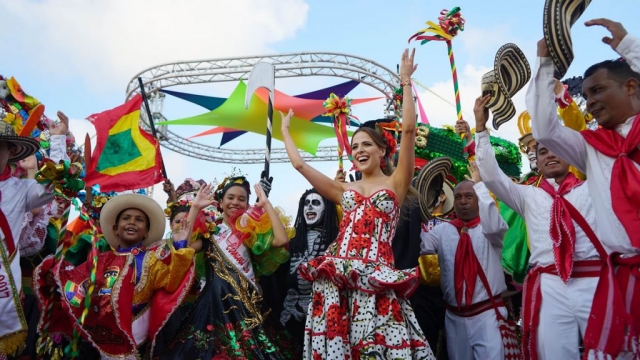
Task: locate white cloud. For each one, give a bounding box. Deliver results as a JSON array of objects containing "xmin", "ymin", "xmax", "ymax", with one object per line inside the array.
[{"xmin": 2, "ymin": 0, "xmax": 309, "ymax": 92}]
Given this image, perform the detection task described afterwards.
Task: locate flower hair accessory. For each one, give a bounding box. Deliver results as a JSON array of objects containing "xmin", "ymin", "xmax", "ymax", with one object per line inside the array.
[
  {"xmin": 214, "ymin": 176, "xmax": 251, "ymax": 203},
  {"xmin": 381, "ymin": 130, "xmax": 398, "ymax": 158}
]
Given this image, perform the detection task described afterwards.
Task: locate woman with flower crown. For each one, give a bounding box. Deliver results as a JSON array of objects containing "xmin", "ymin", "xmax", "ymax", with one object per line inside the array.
[
  {"xmin": 157, "ymin": 175, "xmax": 297, "ymax": 359},
  {"xmin": 281, "ymin": 49, "xmax": 435, "ymax": 359}
]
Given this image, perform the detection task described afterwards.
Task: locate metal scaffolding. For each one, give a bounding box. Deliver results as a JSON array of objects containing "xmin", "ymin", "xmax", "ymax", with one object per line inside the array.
[{"xmin": 126, "ymin": 52, "xmax": 401, "ymax": 163}]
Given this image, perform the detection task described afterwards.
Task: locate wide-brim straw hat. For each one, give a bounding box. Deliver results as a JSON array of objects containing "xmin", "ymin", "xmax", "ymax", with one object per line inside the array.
[
  {"xmin": 100, "ymin": 193, "xmax": 166, "ymax": 248},
  {"xmin": 481, "ymin": 43, "xmax": 531, "ymax": 130},
  {"xmin": 0, "ymin": 121, "xmax": 39, "ymax": 162},
  {"xmin": 415, "ymin": 157, "xmax": 455, "ymax": 222},
  {"xmin": 544, "ymin": 0, "xmax": 593, "ymax": 79}
]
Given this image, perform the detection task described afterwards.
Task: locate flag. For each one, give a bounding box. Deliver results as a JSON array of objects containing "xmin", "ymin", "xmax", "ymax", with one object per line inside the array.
[{"xmin": 84, "ymin": 94, "xmax": 164, "ymax": 192}]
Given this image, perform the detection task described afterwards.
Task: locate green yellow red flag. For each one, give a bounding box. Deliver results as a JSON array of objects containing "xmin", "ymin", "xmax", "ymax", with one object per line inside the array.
[{"xmin": 84, "ymin": 94, "xmax": 164, "ymax": 192}]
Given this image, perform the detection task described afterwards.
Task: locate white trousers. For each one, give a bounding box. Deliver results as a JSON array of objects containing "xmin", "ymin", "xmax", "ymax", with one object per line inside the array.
[
  {"xmin": 445, "ymin": 306, "xmax": 507, "ymax": 360},
  {"xmin": 537, "ymin": 274, "xmax": 598, "ymax": 359}
]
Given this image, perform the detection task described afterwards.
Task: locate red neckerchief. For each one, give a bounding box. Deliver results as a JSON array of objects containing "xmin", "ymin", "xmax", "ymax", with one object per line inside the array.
[
  {"xmin": 581, "ymin": 112, "xmax": 640, "ymax": 248},
  {"xmin": 0, "ymin": 165, "xmax": 11, "ymax": 181},
  {"xmin": 538, "ymin": 172, "xmax": 584, "ymax": 282},
  {"xmin": 450, "ymin": 216, "xmax": 482, "ymax": 310}
]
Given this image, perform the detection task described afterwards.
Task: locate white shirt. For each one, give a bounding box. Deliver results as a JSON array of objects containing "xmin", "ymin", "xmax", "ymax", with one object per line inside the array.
[
  {"xmin": 420, "ymin": 182, "xmax": 508, "ymax": 307},
  {"xmin": 475, "ymin": 131, "xmax": 600, "ymax": 267},
  {"xmin": 526, "ymin": 35, "xmax": 640, "ymax": 255},
  {"xmin": 0, "ymin": 135, "xmax": 69, "ymax": 253}
]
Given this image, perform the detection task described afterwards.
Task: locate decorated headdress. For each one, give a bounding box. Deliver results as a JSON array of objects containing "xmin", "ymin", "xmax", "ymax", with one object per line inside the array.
[
  {"xmin": 358, "ymin": 119, "xmax": 400, "ymax": 168},
  {"xmin": 517, "ymin": 111, "xmax": 535, "ymax": 154},
  {"xmin": 165, "ymin": 178, "xmax": 208, "ymax": 218},
  {"xmin": 215, "ymin": 176, "xmax": 251, "ymax": 203}
]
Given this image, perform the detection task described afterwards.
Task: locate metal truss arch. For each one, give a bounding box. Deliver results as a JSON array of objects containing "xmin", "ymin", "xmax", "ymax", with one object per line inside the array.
[{"xmin": 127, "ymin": 52, "xmax": 400, "ymax": 163}]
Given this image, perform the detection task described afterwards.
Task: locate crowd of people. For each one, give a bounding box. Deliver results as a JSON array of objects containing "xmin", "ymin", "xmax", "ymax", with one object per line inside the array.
[{"xmin": 0, "ymin": 11, "xmax": 639, "ymax": 360}]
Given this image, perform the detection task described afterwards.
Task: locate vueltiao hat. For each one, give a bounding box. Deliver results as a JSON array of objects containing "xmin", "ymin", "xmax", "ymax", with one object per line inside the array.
[
  {"xmin": 415, "ymin": 157, "xmax": 455, "ymax": 222},
  {"xmin": 100, "ymin": 194, "xmax": 166, "ymax": 248},
  {"xmin": 543, "ymin": 0, "xmax": 592, "ymax": 79},
  {"xmin": 0, "ymin": 121, "xmax": 39, "ymax": 163},
  {"xmin": 481, "ymin": 43, "xmax": 531, "ymax": 130}
]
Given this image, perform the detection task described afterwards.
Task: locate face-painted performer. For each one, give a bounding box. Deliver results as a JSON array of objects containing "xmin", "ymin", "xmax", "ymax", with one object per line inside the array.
[{"xmin": 280, "ymin": 189, "xmax": 338, "ymax": 345}]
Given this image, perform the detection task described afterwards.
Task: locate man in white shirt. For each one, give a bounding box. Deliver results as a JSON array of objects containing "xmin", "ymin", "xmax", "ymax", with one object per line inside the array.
[
  {"xmin": 473, "ymin": 94, "xmax": 603, "ymax": 359},
  {"xmin": 526, "ymin": 18, "xmax": 640, "ymax": 359},
  {"xmin": 420, "ymin": 171, "xmax": 508, "ymax": 360},
  {"xmin": 0, "ymin": 115, "xmax": 69, "ymax": 357}
]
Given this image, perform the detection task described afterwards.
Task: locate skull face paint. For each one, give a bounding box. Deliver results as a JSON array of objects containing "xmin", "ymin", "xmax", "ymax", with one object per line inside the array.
[{"xmin": 304, "ymin": 193, "xmax": 325, "ymax": 227}]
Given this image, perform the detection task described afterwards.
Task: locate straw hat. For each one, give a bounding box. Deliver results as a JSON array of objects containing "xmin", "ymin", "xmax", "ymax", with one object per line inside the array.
[
  {"xmin": 543, "ymin": 0, "xmax": 593, "ymax": 79},
  {"xmin": 481, "ymin": 43, "xmax": 531, "ymax": 130},
  {"xmin": 415, "ymin": 157, "xmax": 455, "ymax": 222},
  {"xmin": 100, "ymin": 194, "xmax": 166, "ymax": 248},
  {"xmin": 0, "ymin": 121, "xmax": 39, "ymax": 162}
]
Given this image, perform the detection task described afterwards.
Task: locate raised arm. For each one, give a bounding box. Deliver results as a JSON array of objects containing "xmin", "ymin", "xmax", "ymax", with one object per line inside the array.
[
  {"xmin": 527, "ymin": 40, "xmax": 588, "ymax": 172},
  {"xmin": 391, "ymin": 49, "xmax": 419, "ymax": 202},
  {"xmin": 281, "ymin": 109, "xmax": 345, "ymax": 204},
  {"xmin": 254, "ymin": 184, "xmax": 289, "ymax": 248},
  {"xmin": 473, "ymin": 95, "xmax": 527, "ymax": 215},
  {"xmin": 184, "ymin": 183, "xmax": 217, "ymax": 252},
  {"xmin": 585, "ymin": 19, "xmax": 640, "ymax": 73},
  {"xmin": 467, "ymin": 165, "xmax": 507, "ymax": 247}
]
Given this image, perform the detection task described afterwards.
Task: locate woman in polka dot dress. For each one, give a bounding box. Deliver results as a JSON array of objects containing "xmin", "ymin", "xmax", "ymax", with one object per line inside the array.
[{"xmin": 281, "ymin": 49, "xmax": 436, "ymax": 360}]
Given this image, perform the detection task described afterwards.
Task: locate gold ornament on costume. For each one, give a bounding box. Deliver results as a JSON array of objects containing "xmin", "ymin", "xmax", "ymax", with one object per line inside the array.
[{"xmin": 517, "ymin": 111, "xmax": 535, "ymax": 154}]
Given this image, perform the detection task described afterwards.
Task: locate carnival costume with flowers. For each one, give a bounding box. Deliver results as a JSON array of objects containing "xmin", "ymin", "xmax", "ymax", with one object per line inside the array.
[
  {"xmin": 158, "ymin": 176, "xmax": 295, "ymax": 360},
  {"xmin": 297, "ymin": 121, "xmax": 435, "ymax": 359},
  {"xmin": 34, "ymin": 194, "xmax": 196, "ymax": 359}
]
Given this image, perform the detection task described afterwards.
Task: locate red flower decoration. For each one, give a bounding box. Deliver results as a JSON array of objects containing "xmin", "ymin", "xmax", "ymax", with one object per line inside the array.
[
  {"xmin": 390, "ymin": 298, "xmax": 404, "ymax": 322},
  {"xmin": 312, "ymin": 292, "xmax": 324, "ymax": 318},
  {"xmin": 313, "ymin": 350, "xmax": 323, "ymax": 360},
  {"xmin": 374, "ymin": 332, "xmax": 386, "ymax": 344},
  {"xmin": 206, "ymin": 324, "xmax": 213, "ymax": 331},
  {"xmin": 326, "ymin": 304, "xmax": 346, "ymax": 340},
  {"xmin": 381, "ymin": 131, "xmax": 397, "ymax": 157},
  {"xmin": 375, "ymin": 296, "xmax": 391, "ymax": 316}
]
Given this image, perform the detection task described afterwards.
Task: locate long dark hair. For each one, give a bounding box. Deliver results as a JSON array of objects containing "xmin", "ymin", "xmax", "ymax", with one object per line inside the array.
[{"xmin": 290, "ymin": 189, "xmax": 339, "ymax": 256}]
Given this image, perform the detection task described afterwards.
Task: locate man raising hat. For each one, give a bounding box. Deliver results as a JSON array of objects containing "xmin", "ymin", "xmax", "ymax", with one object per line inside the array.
[
  {"xmin": 473, "ymin": 93, "xmax": 603, "ymax": 359},
  {"xmin": 420, "ymin": 164, "xmax": 509, "ymax": 359},
  {"xmin": 0, "ymin": 114, "xmax": 70, "ymax": 357},
  {"xmin": 527, "ymin": 18, "xmax": 640, "ymax": 359}
]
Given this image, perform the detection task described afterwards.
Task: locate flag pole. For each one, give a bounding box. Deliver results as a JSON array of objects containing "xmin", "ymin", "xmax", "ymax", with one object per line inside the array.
[{"xmin": 137, "ymin": 77, "xmax": 168, "ymax": 179}]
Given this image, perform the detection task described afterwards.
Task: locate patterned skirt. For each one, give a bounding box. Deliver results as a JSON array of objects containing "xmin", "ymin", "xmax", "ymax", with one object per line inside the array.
[
  {"xmin": 300, "ymin": 256, "xmax": 436, "ymax": 359},
  {"xmin": 153, "ymin": 240, "xmax": 297, "ymax": 360}
]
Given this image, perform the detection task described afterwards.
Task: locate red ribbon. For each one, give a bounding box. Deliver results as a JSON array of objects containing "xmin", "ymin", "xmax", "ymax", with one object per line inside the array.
[
  {"xmin": 333, "ymin": 113, "xmax": 352, "ymax": 160},
  {"xmin": 581, "ymin": 113, "xmax": 640, "ymax": 248},
  {"xmin": 450, "ymin": 216, "xmax": 482, "ymax": 309},
  {"xmin": 538, "ymin": 173, "xmax": 584, "ymax": 282},
  {"xmin": 0, "ymin": 165, "xmax": 11, "ymax": 181}
]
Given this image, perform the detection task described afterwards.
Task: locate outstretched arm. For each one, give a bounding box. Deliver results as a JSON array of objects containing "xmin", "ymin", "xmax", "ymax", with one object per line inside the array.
[
  {"xmin": 466, "ymin": 163, "xmax": 508, "ymax": 247},
  {"xmin": 473, "ymin": 95, "xmax": 527, "ymax": 216},
  {"xmin": 281, "ymin": 109, "xmax": 345, "ymax": 204},
  {"xmin": 585, "ymin": 18, "xmax": 640, "ymax": 73},
  {"xmin": 392, "ymin": 49, "xmax": 419, "ymax": 203},
  {"xmin": 527, "ymin": 40, "xmax": 588, "ymax": 172}
]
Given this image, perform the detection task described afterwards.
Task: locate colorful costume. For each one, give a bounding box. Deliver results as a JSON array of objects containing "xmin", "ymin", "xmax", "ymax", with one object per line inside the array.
[
  {"xmin": 34, "ymin": 193, "xmax": 195, "ymax": 359},
  {"xmin": 526, "ymin": 33, "xmax": 640, "ymax": 359},
  {"xmin": 158, "ymin": 176, "xmax": 294, "ymax": 359},
  {"xmin": 300, "ymin": 189, "xmax": 435, "ymax": 359},
  {"xmin": 0, "ymin": 122, "xmax": 65, "ymax": 357},
  {"xmin": 420, "ymin": 183, "xmax": 508, "ymax": 359}
]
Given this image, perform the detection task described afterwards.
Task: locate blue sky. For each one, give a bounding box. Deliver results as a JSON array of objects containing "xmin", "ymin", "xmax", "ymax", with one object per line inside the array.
[{"xmin": 2, "ymin": 0, "xmax": 638, "ymax": 222}]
